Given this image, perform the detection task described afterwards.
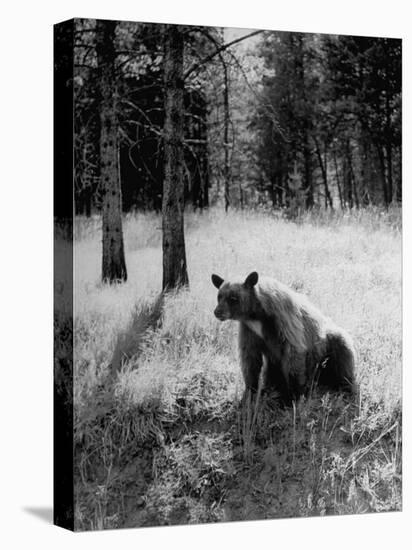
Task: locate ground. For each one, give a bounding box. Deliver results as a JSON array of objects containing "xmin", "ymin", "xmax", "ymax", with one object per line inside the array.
[{"xmin": 67, "ymin": 207, "xmax": 401, "ymax": 531}]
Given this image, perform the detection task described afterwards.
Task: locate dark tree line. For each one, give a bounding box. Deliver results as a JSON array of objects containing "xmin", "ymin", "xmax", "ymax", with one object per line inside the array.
[
  {"xmin": 254, "ymin": 32, "xmax": 401, "ymax": 210},
  {"xmin": 74, "ymin": 24, "xmax": 402, "ymax": 219},
  {"xmin": 74, "ymin": 20, "xmax": 211, "ymax": 216},
  {"xmin": 72, "ymin": 20, "xmax": 260, "ymax": 286},
  {"xmin": 73, "ymin": 20, "xmax": 219, "ymax": 285},
  {"xmin": 68, "ymin": 20, "xmax": 401, "ymax": 287}
]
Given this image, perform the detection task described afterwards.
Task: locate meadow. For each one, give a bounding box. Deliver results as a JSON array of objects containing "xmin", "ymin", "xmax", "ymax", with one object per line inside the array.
[{"xmin": 71, "ymin": 207, "xmax": 402, "ymax": 530}]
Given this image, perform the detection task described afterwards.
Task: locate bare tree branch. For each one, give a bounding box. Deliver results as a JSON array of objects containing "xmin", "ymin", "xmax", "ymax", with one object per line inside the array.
[{"xmin": 184, "ymin": 30, "xmax": 263, "ymax": 81}]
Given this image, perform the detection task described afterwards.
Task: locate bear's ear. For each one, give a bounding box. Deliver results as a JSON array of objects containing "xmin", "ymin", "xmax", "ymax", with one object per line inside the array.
[
  {"xmin": 244, "ymin": 271, "xmax": 259, "ymax": 288},
  {"xmin": 211, "ymin": 274, "xmax": 224, "ymax": 289}
]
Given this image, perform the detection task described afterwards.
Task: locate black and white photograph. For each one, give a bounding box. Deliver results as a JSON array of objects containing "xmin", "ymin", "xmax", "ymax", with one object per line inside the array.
[{"xmin": 53, "ymin": 16, "xmax": 402, "ymax": 532}]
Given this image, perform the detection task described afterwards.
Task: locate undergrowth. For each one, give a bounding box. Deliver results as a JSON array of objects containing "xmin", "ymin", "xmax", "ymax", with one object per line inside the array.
[{"xmin": 65, "ymin": 206, "xmax": 401, "ymax": 530}]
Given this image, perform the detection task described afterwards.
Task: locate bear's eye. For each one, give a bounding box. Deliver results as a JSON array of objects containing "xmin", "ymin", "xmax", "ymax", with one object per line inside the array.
[{"xmin": 228, "ymin": 295, "xmax": 238, "ymax": 304}]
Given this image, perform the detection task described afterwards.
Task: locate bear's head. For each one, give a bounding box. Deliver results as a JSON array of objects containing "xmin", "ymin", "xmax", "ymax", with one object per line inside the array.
[{"xmin": 211, "ymin": 271, "xmax": 259, "ymax": 321}]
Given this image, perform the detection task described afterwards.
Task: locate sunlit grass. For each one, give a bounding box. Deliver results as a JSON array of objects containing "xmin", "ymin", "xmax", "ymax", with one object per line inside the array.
[{"xmin": 69, "ymin": 206, "xmax": 401, "ymax": 530}]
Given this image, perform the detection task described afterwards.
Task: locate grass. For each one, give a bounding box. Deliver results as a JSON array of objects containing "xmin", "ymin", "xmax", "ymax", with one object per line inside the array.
[{"xmin": 67, "ymin": 206, "xmax": 401, "ymax": 530}]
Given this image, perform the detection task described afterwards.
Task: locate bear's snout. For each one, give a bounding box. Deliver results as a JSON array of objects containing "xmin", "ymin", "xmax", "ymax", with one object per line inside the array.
[{"xmin": 214, "ymin": 306, "xmax": 227, "ymax": 321}]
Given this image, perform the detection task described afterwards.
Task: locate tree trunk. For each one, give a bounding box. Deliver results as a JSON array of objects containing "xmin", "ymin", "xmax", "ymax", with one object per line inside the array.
[
  {"xmin": 238, "ymin": 180, "xmax": 244, "ymax": 209},
  {"xmin": 333, "ymin": 148, "xmax": 344, "ymax": 209},
  {"xmin": 295, "ymin": 34, "xmax": 313, "ymax": 210},
  {"xmin": 384, "ymin": 90, "xmax": 394, "ymax": 203},
  {"xmin": 270, "ymin": 175, "xmax": 276, "ymax": 208},
  {"xmin": 303, "ymin": 143, "xmax": 313, "ymax": 209},
  {"xmin": 314, "ymin": 138, "xmax": 333, "ymax": 209},
  {"xmin": 202, "ymin": 148, "xmax": 210, "ymax": 208},
  {"xmin": 347, "ymin": 146, "xmax": 359, "ymax": 209},
  {"xmin": 376, "ymin": 143, "xmax": 389, "ymax": 207},
  {"xmin": 386, "ymin": 143, "xmax": 394, "ymax": 203},
  {"xmin": 96, "ymin": 20, "xmax": 127, "ymax": 283},
  {"xmin": 84, "ymin": 186, "xmax": 92, "ymax": 217},
  {"xmin": 223, "ymin": 61, "xmax": 230, "ymax": 212},
  {"xmin": 396, "ymin": 145, "xmax": 402, "ymax": 202},
  {"xmin": 162, "ymin": 25, "xmax": 189, "ymax": 291},
  {"xmin": 343, "ymin": 146, "xmax": 353, "ymax": 209},
  {"xmin": 201, "ymin": 103, "xmax": 210, "ymax": 209}
]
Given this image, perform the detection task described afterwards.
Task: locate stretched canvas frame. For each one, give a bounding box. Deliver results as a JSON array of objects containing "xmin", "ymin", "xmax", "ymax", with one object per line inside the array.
[{"xmin": 54, "ymin": 18, "xmax": 402, "ymax": 531}]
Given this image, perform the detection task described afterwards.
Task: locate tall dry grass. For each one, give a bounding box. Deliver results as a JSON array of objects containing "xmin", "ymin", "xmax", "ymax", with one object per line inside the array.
[{"xmin": 69, "ymin": 206, "xmax": 401, "ymax": 530}]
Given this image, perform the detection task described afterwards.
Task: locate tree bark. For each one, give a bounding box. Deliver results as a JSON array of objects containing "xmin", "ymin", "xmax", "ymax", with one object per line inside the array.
[
  {"xmin": 223, "ymin": 60, "xmax": 230, "ymax": 212},
  {"xmin": 376, "ymin": 143, "xmax": 389, "ymax": 207},
  {"xmin": 84, "ymin": 185, "xmax": 92, "ymax": 217},
  {"xmin": 343, "ymin": 145, "xmax": 352, "ymax": 209},
  {"xmin": 162, "ymin": 25, "xmax": 189, "ymax": 291},
  {"xmin": 270, "ymin": 176, "xmax": 276, "ymax": 208},
  {"xmin": 295, "ymin": 34, "xmax": 313, "ymax": 209},
  {"xmin": 333, "ymin": 148, "xmax": 344, "ymax": 209},
  {"xmin": 96, "ymin": 20, "xmax": 127, "ymax": 283},
  {"xmin": 201, "ymin": 119, "xmax": 210, "ymax": 208},
  {"xmin": 200, "ymin": 138, "xmax": 210, "ymax": 209},
  {"xmin": 384, "ymin": 89, "xmax": 394, "ymax": 203},
  {"xmin": 386, "ymin": 143, "xmax": 394, "ymax": 203},
  {"xmin": 303, "ymin": 142, "xmax": 314, "ymax": 209},
  {"xmin": 347, "ymin": 144, "xmax": 359, "ymax": 209},
  {"xmin": 314, "ymin": 138, "xmax": 333, "ymax": 209}
]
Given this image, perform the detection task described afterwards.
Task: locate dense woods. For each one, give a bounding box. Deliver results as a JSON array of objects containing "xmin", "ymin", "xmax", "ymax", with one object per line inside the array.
[
  {"xmin": 255, "ymin": 33, "xmax": 401, "ymax": 210},
  {"xmin": 64, "ymin": 19, "xmax": 401, "ymax": 285}
]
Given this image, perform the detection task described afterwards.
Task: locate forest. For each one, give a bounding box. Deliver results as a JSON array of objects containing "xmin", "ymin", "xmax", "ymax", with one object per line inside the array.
[
  {"xmin": 55, "ymin": 19, "xmax": 401, "ymax": 286},
  {"xmin": 54, "ymin": 19, "xmax": 402, "ymax": 531}
]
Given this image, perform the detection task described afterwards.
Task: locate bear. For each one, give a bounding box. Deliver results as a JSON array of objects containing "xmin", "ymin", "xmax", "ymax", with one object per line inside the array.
[{"xmin": 211, "ymin": 271, "xmax": 356, "ymax": 403}]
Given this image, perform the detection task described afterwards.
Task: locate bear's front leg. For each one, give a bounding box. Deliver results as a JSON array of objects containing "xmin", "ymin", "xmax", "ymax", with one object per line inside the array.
[
  {"xmin": 239, "ymin": 323, "xmax": 264, "ymax": 393},
  {"xmin": 264, "ymin": 340, "xmax": 294, "ymax": 404}
]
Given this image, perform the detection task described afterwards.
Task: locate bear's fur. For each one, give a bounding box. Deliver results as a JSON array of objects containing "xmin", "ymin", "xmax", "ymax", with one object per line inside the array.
[{"xmin": 211, "ymin": 271, "xmax": 356, "ymax": 402}]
